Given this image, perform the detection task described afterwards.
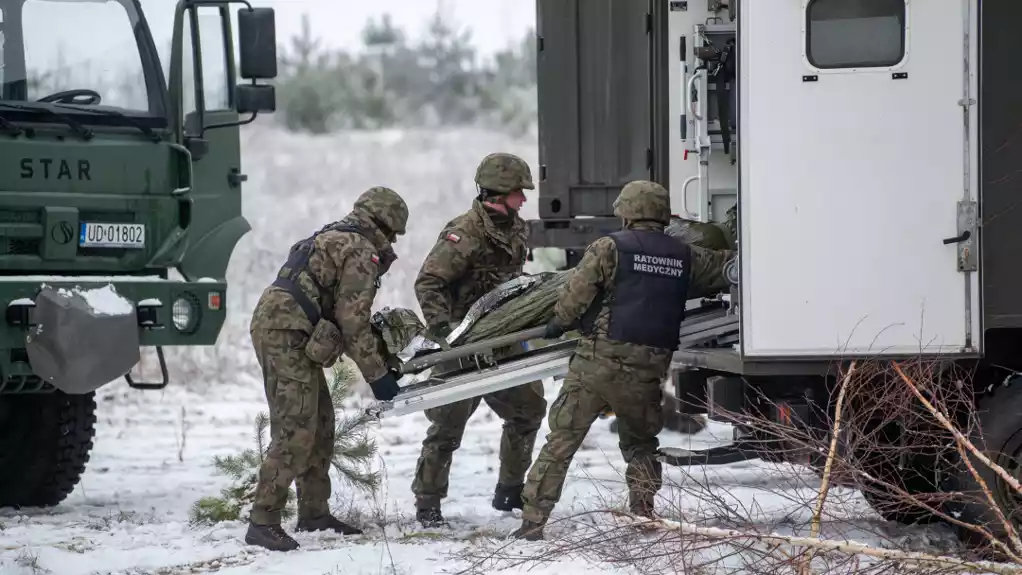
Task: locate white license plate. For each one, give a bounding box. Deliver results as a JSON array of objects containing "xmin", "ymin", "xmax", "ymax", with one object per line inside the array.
[{"xmin": 79, "ymin": 222, "xmax": 146, "ymax": 249}]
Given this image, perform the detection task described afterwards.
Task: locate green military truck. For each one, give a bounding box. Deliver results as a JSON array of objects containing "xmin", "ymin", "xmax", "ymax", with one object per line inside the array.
[{"xmin": 0, "ymin": 0, "xmax": 278, "ymax": 508}]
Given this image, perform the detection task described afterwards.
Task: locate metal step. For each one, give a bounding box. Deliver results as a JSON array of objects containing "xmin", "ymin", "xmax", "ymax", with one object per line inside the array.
[
  {"xmin": 657, "ymin": 444, "xmax": 760, "ymax": 466},
  {"xmin": 367, "ymin": 343, "xmax": 575, "ymax": 419},
  {"xmin": 677, "ymin": 313, "xmax": 739, "ymax": 349}
]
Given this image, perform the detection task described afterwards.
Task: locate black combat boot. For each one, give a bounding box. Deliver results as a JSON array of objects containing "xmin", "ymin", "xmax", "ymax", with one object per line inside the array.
[
  {"xmin": 491, "ymin": 483, "xmax": 524, "ymax": 512},
  {"xmin": 510, "ymin": 519, "xmax": 545, "ymax": 541},
  {"xmin": 296, "ymin": 514, "xmax": 364, "ymax": 535},
  {"xmin": 244, "ymin": 522, "xmax": 300, "ymax": 552},
  {"xmin": 416, "ymin": 506, "xmax": 446, "ymax": 528}
]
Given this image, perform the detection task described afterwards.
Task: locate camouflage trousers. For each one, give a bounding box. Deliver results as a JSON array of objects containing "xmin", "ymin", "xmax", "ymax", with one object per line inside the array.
[
  {"xmin": 412, "ymin": 376, "xmax": 547, "ymax": 509},
  {"xmin": 249, "ymin": 327, "xmax": 335, "ymax": 526},
  {"xmin": 521, "ymin": 353, "xmax": 665, "ymax": 524}
]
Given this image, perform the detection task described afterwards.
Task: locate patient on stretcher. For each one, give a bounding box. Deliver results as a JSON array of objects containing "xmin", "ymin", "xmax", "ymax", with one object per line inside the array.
[{"xmin": 370, "ymin": 272, "xmax": 567, "ymax": 378}]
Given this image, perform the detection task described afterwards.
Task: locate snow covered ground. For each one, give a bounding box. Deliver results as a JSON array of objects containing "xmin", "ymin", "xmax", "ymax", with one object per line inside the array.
[{"xmin": 0, "ymin": 123, "xmax": 963, "ymax": 574}]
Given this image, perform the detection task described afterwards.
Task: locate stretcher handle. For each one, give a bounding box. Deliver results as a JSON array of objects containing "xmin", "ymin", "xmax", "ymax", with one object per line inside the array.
[{"xmin": 400, "ymin": 325, "xmax": 550, "ymax": 374}]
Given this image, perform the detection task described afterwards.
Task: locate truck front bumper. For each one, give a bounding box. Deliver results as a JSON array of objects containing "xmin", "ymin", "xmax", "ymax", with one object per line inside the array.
[
  {"xmin": 0, "ymin": 275, "xmax": 228, "ymax": 385},
  {"xmin": 2, "ymin": 275, "xmax": 228, "ymax": 345}
]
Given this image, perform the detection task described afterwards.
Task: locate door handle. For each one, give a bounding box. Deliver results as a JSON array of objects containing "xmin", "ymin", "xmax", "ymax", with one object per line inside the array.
[
  {"xmin": 943, "ymin": 230, "xmax": 971, "ymax": 245},
  {"xmin": 228, "ymin": 168, "xmax": 248, "ymax": 188},
  {"xmin": 167, "ymin": 143, "xmax": 193, "ymax": 196}
]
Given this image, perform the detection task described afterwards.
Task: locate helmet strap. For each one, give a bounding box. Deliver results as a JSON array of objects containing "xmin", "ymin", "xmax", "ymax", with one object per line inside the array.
[
  {"xmin": 372, "ymin": 217, "xmax": 398, "ymax": 242},
  {"xmin": 478, "ymin": 186, "xmax": 508, "ymax": 209},
  {"xmin": 477, "ymin": 186, "xmax": 504, "ymax": 201},
  {"xmin": 483, "ymin": 199, "xmax": 510, "ymax": 216}
]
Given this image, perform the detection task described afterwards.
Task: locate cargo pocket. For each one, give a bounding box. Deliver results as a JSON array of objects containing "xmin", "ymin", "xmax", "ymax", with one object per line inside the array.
[
  {"xmin": 304, "ymin": 319, "xmax": 342, "ymax": 367},
  {"xmin": 548, "ymin": 388, "xmax": 586, "ymax": 433},
  {"xmin": 271, "ymin": 330, "xmax": 314, "ymax": 384},
  {"xmin": 270, "ymin": 373, "xmax": 317, "ymax": 467},
  {"xmin": 543, "ymin": 385, "xmax": 598, "ymax": 463},
  {"xmin": 284, "ymin": 330, "xmax": 309, "ymax": 353},
  {"xmin": 273, "ymin": 373, "xmax": 317, "ymax": 429}
]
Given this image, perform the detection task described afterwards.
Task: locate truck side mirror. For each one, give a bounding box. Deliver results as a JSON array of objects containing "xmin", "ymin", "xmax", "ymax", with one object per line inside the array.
[
  {"xmin": 237, "ymin": 7, "xmax": 277, "ymax": 80},
  {"xmin": 236, "ymin": 84, "xmax": 276, "ymax": 114}
]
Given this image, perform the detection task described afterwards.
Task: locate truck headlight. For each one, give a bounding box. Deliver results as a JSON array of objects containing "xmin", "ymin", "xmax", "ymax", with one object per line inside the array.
[{"xmin": 172, "ymin": 294, "xmax": 199, "ymax": 332}]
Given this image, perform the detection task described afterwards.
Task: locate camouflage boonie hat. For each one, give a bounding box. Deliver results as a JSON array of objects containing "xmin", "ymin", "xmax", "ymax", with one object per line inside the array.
[
  {"xmin": 474, "ymin": 152, "xmax": 535, "ymax": 194},
  {"xmin": 354, "ymin": 186, "xmax": 409, "ymax": 235},
  {"xmin": 613, "ymin": 180, "xmax": 672, "ymax": 224}
]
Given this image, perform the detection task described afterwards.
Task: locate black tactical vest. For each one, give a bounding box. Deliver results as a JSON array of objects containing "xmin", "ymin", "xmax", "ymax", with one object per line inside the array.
[
  {"xmin": 579, "ymin": 229, "xmax": 692, "ymax": 350},
  {"xmin": 271, "ymin": 220, "xmax": 389, "ymax": 326}
]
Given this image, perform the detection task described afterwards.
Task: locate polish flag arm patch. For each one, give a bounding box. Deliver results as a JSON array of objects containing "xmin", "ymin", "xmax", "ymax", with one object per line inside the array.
[
  {"xmin": 446, "ymin": 232, "xmax": 461, "ymax": 243},
  {"xmin": 370, "ymin": 253, "xmax": 380, "ymax": 264}
]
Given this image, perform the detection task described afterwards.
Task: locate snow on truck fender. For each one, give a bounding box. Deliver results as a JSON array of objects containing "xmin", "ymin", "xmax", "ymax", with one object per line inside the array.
[{"xmin": 24, "ymin": 284, "xmax": 140, "ymax": 395}]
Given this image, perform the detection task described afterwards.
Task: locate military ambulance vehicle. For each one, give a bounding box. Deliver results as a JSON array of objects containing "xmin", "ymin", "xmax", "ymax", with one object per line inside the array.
[{"xmin": 524, "ymin": 0, "xmax": 1022, "ymax": 549}]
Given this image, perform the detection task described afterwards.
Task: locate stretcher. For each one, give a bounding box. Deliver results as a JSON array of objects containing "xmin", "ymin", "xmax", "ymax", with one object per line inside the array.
[
  {"xmin": 364, "ymin": 300, "xmax": 754, "ymax": 467},
  {"xmin": 365, "ymin": 301, "xmax": 740, "ymax": 422},
  {"xmin": 364, "ymin": 326, "xmax": 574, "ymax": 419}
]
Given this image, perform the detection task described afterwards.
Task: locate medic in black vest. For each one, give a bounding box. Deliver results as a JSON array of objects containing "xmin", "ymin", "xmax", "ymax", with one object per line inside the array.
[
  {"xmin": 576, "ymin": 227, "xmax": 692, "ymax": 349},
  {"xmin": 513, "ymin": 179, "xmax": 696, "ymax": 541}
]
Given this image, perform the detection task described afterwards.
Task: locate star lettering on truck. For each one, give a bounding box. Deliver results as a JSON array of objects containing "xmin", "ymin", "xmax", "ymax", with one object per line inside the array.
[{"xmin": 19, "ymin": 158, "xmax": 92, "ymax": 180}]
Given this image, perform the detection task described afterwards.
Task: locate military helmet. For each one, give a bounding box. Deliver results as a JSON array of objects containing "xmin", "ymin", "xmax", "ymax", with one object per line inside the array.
[
  {"xmin": 613, "ymin": 180, "xmax": 672, "ymax": 224},
  {"xmin": 474, "ymin": 152, "xmax": 535, "ymax": 194},
  {"xmin": 353, "ymin": 186, "xmax": 409, "ymax": 235}
]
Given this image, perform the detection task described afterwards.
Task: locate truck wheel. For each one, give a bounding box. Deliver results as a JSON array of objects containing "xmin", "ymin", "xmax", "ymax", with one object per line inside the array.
[
  {"xmin": 944, "ymin": 379, "xmax": 1022, "ymax": 553},
  {"xmin": 855, "ymin": 420, "xmax": 943, "ymax": 525},
  {"xmin": 0, "ymin": 391, "xmax": 97, "ymax": 508}
]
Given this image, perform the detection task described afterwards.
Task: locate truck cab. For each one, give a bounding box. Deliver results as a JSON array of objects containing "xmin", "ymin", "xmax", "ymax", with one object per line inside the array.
[{"xmin": 0, "ymin": 0, "xmax": 277, "ymax": 508}]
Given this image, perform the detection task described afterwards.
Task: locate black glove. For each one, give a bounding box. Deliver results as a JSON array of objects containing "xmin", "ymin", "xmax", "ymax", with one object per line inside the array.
[
  {"xmin": 543, "ymin": 318, "xmax": 566, "ymax": 339},
  {"xmin": 369, "ymin": 371, "xmax": 400, "ymax": 401},
  {"xmin": 429, "ymin": 322, "xmax": 453, "ymax": 349},
  {"xmin": 432, "ymin": 322, "xmax": 452, "ymax": 339}
]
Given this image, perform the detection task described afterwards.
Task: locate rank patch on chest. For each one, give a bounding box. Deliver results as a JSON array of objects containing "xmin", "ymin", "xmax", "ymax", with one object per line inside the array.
[{"xmin": 446, "ymin": 232, "xmax": 461, "ymax": 243}]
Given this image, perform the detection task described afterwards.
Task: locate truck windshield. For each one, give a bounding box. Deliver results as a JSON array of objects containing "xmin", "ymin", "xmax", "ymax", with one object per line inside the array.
[{"xmin": 0, "ymin": 0, "xmax": 165, "ymax": 121}]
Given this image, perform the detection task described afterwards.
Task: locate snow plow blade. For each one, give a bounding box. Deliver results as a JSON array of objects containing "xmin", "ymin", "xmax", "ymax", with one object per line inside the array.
[{"xmin": 368, "ymin": 340, "xmax": 576, "ymax": 419}]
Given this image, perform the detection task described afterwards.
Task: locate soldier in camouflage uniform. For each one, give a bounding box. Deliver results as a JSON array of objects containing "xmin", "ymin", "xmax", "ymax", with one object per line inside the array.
[
  {"xmin": 513, "ymin": 180, "xmax": 734, "ymax": 540},
  {"xmin": 245, "ymin": 186, "xmax": 410, "ymax": 551},
  {"xmin": 411, "ymin": 152, "xmax": 548, "ymax": 527}
]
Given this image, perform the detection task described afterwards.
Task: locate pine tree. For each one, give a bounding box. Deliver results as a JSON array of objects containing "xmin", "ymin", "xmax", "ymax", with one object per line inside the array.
[
  {"xmin": 327, "ymin": 362, "xmax": 381, "ymax": 493},
  {"xmin": 189, "ymin": 361, "xmax": 379, "ymax": 526},
  {"xmin": 275, "ymin": 13, "xmax": 345, "ymax": 133}
]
